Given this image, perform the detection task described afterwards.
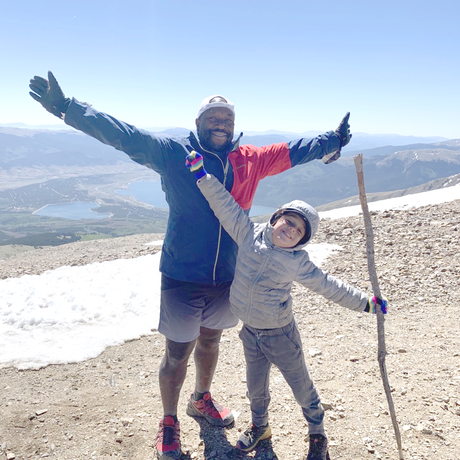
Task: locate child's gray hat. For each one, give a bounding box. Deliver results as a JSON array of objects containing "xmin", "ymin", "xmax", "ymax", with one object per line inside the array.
[{"xmin": 270, "ymin": 200, "xmax": 320, "ymax": 246}]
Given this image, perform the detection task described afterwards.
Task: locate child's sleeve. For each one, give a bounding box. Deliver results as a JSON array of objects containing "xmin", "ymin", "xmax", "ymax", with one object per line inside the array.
[
  {"xmin": 197, "ymin": 174, "xmax": 254, "ymax": 246},
  {"xmin": 296, "ymin": 257, "xmax": 369, "ymax": 312}
]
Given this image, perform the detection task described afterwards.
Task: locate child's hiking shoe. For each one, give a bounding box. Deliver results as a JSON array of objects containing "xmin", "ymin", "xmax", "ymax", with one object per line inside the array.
[
  {"xmin": 236, "ymin": 424, "xmax": 272, "ymax": 452},
  {"xmin": 306, "ymin": 434, "xmax": 330, "ymax": 460},
  {"xmin": 186, "ymin": 391, "xmax": 234, "ymax": 426},
  {"xmin": 155, "ymin": 416, "xmax": 181, "ymax": 459}
]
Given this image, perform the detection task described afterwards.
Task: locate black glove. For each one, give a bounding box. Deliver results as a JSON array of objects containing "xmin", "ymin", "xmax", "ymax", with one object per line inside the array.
[
  {"xmin": 29, "ymin": 71, "xmax": 71, "ymax": 119},
  {"xmin": 335, "ymin": 112, "xmax": 352, "ymax": 148},
  {"xmin": 322, "ymin": 112, "xmax": 352, "ymax": 164}
]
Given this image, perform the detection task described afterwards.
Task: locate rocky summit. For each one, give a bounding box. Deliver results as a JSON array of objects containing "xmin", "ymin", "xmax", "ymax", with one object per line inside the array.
[{"xmin": 0, "ymin": 200, "xmax": 459, "ymax": 459}]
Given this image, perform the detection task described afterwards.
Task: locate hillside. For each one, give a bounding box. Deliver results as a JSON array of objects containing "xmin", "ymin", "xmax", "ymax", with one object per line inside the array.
[
  {"xmin": 315, "ymin": 172, "xmax": 460, "ymax": 212},
  {"xmin": 1, "ymin": 126, "xmax": 460, "ymax": 248},
  {"xmin": 1, "ymin": 199, "xmax": 459, "ymax": 459},
  {"xmin": 253, "ymin": 139, "xmax": 460, "ymax": 207}
]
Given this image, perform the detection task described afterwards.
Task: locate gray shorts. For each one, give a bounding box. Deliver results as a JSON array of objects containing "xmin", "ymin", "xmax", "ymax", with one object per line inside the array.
[{"xmin": 158, "ymin": 275, "xmax": 239, "ymax": 343}]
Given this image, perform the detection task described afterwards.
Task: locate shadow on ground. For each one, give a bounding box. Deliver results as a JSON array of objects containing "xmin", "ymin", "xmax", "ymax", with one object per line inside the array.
[{"xmin": 185, "ymin": 416, "xmax": 279, "ymax": 460}]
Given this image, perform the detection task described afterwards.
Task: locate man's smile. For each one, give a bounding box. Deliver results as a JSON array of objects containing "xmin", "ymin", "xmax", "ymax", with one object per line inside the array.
[{"xmin": 211, "ymin": 131, "xmax": 228, "ymax": 138}]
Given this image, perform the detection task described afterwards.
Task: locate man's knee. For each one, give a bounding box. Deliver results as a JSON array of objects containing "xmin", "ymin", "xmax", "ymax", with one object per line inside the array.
[
  {"xmin": 164, "ymin": 338, "xmax": 195, "ymax": 365},
  {"xmin": 197, "ymin": 327, "xmax": 223, "ymax": 350}
]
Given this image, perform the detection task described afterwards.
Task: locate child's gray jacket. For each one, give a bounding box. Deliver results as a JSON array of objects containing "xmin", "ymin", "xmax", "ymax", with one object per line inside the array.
[{"xmin": 197, "ymin": 174, "xmax": 369, "ymax": 329}]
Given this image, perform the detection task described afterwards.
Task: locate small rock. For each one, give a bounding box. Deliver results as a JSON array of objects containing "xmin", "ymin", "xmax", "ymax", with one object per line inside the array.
[
  {"xmin": 121, "ymin": 417, "xmax": 134, "ymax": 426},
  {"xmin": 309, "ymin": 348, "xmax": 322, "ymax": 357},
  {"xmin": 322, "ymin": 402, "xmax": 334, "ymax": 411}
]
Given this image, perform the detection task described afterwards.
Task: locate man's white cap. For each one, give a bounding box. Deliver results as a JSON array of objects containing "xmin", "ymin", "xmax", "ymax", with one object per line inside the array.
[{"xmin": 197, "ymin": 95, "xmax": 235, "ymax": 119}]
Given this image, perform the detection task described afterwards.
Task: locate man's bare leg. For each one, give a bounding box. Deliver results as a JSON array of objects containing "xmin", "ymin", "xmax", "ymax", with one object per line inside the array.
[
  {"xmin": 186, "ymin": 327, "xmax": 234, "ymax": 426},
  {"xmin": 194, "ymin": 327, "xmax": 223, "ymax": 393},
  {"xmin": 159, "ymin": 338, "xmax": 196, "ymax": 416}
]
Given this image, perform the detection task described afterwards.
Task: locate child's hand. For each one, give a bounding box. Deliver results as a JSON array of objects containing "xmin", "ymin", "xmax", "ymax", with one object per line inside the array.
[
  {"xmin": 366, "ymin": 295, "xmax": 388, "ymax": 314},
  {"xmin": 185, "ymin": 150, "xmax": 207, "ymax": 180}
]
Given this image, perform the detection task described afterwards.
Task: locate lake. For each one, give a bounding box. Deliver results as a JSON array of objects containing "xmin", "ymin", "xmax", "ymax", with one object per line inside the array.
[
  {"xmin": 34, "ymin": 202, "xmax": 111, "ymax": 220},
  {"xmin": 116, "ymin": 180, "xmax": 276, "ymax": 217},
  {"xmin": 34, "ymin": 181, "xmax": 276, "ymax": 220}
]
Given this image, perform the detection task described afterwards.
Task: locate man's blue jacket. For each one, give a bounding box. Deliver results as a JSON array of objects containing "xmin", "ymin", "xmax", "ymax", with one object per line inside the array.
[{"xmin": 64, "ymin": 99, "xmax": 342, "ymax": 284}]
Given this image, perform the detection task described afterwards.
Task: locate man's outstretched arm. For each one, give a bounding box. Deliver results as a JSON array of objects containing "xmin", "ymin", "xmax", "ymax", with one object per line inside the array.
[{"xmin": 29, "ymin": 71, "xmax": 167, "ymax": 174}]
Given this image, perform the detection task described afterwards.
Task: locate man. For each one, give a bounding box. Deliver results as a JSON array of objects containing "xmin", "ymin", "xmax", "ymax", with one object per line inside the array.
[{"xmin": 29, "ymin": 71, "xmax": 351, "ymax": 459}]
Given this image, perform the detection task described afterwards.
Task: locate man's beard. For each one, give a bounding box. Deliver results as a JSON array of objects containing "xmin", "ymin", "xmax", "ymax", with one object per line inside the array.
[{"xmin": 197, "ymin": 127, "xmax": 232, "ymax": 153}]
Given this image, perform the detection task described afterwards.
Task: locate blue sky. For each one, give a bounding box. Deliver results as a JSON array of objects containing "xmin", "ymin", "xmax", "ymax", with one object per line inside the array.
[{"xmin": 1, "ymin": 0, "xmax": 459, "ymax": 138}]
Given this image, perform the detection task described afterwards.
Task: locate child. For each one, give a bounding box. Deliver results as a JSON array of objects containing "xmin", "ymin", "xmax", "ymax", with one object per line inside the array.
[{"xmin": 185, "ymin": 151, "xmax": 387, "ymax": 460}]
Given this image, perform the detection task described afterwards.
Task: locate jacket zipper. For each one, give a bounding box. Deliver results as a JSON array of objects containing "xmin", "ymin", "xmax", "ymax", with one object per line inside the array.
[
  {"xmin": 212, "ymin": 157, "xmax": 230, "ymax": 284},
  {"xmin": 192, "ymin": 133, "xmax": 239, "ymax": 285},
  {"xmin": 247, "ymin": 251, "xmax": 270, "ymax": 323}
]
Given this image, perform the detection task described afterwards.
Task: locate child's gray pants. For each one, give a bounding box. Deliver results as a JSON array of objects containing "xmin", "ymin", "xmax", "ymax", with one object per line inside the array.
[{"xmin": 239, "ymin": 319, "xmax": 326, "ymax": 436}]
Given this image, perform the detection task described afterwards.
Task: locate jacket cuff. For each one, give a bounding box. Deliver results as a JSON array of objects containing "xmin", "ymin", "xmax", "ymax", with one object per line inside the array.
[{"xmin": 197, "ymin": 173, "xmax": 211, "ymax": 184}]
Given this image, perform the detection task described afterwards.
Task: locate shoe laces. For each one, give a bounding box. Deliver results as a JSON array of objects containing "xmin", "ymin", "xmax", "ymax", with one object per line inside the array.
[
  {"xmin": 198, "ymin": 392, "xmax": 223, "ymax": 417},
  {"xmin": 157, "ymin": 417, "xmax": 180, "ymax": 446},
  {"xmin": 244, "ymin": 424, "xmax": 266, "ymax": 443},
  {"xmin": 309, "ymin": 435, "xmax": 327, "ymax": 457}
]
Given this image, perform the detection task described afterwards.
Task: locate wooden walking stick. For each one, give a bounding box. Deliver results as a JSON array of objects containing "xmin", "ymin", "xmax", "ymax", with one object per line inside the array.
[{"xmin": 354, "ymin": 154, "xmax": 404, "ymax": 459}]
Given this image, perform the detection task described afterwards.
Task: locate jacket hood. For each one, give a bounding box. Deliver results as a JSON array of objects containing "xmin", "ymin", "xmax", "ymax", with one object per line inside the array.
[{"xmin": 269, "ymin": 200, "xmax": 320, "ymax": 249}]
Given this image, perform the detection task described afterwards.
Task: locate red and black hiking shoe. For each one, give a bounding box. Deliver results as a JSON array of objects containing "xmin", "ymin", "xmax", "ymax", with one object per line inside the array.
[
  {"xmin": 155, "ymin": 416, "xmax": 181, "ymax": 459},
  {"xmin": 306, "ymin": 434, "xmax": 330, "ymax": 460},
  {"xmin": 186, "ymin": 391, "xmax": 234, "ymax": 427}
]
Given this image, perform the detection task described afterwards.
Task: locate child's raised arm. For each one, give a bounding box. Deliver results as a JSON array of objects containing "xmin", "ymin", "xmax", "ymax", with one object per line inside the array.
[{"xmin": 185, "ymin": 151, "xmax": 253, "ymax": 246}]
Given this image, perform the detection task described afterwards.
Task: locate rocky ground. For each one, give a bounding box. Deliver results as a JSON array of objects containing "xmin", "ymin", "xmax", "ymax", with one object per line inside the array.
[{"xmin": 1, "ymin": 201, "xmax": 459, "ymax": 460}]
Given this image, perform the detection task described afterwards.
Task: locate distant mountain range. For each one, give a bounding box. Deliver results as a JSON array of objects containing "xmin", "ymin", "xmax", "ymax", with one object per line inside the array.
[
  {"xmin": 253, "ymin": 139, "xmax": 460, "ymax": 207},
  {"xmin": 0, "ymin": 123, "xmax": 447, "ymax": 153},
  {"xmin": 0, "ymin": 126, "xmax": 131, "ymax": 168},
  {"xmin": 1, "ymin": 125, "xmax": 459, "ymax": 208}
]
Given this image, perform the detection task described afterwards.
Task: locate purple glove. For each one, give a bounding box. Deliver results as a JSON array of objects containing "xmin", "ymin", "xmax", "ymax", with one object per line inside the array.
[{"xmin": 185, "ymin": 150, "xmax": 207, "ymax": 180}]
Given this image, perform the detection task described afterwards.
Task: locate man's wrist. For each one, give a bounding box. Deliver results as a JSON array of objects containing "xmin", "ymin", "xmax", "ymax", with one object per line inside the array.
[{"xmin": 55, "ymin": 97, "xmax": 71, "ymax": 114}]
